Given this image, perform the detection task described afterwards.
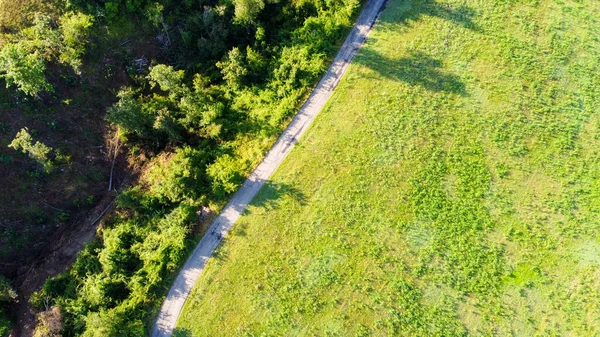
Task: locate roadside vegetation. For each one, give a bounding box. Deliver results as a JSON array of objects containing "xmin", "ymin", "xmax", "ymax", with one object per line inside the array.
[
  {"xmin": 0, "ymin": 0, "xmax": 364, "ymax": 336},
  {"xmin": 176, "ymin": 0, "xmax": 600, "ymax": 335}
]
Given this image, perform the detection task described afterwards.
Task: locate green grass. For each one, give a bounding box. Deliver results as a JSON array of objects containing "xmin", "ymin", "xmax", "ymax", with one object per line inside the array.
[{"xmin": 176, "ymin": 0, "xmax": 600, "ymax": 335}]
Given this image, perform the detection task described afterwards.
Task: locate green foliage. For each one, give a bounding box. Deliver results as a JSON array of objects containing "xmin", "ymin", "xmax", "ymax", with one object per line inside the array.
[
  {"xmin": 0, "ymin": 42, "xmax": 52, "ymax": 97},
  {"xmin": 108, "ymin": 65, "xmax": 224, "ymax": 144},
  {"xmin": 272, "ymin": 45, "xmax": 325, "ymax": 95},
  {"xmin": 175, "ymin": 5, "xmax": 229, "ymax": 65},
  {"xmin": 145, "ymin": 147, "xmax": 210, "ymax": 204},
  {"xmin": 0, "ymin": 276, "xmax": 16, "ymax": 303},
  {"xmin": 206, "ymin": 154, "xmax": 245, "ymax": 199},
  {"xmin": 20, "ymin": 14, "xmax": 60, "ymax": 57},
  {"xmin": 8, "ymin": 127, "xmax": 54, "ymax": 172},
  {"xmin": 82, "ymin": 304, "xmax": 145, "ymax": 337},
  {"xmin": 58, "ymin": 12, "xmax": 94, "ymax": 73},
  {"xmin": 0, "ymin": 309, "xmax": 9, "ymax": 337},
  {"xmin": 0, "ymin": 9, "xmax": 93, "ymax": 96},
  {"xmin": 147, "ymin": 64, "xmax": 185, "ymax": 94},
  {"xmin": 217, "ymin": 47, "xmax": 248, "ymax": 91},
  {"xmin": 39, "ymin": 198, "xmax": 196, "ymax": 336},
  {"xmin": 67, "ymin": 0, "xmax": 151, "ymax": 21},
  {"xmin": 106, "ymin": 88, "xmax": 153, "ymax": 138},
  {"xmin": 233, "ymin": 0, "xmax": 264, "ymax": 23}
]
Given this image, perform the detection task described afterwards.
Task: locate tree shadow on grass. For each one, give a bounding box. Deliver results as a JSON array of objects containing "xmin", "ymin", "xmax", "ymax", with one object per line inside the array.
[
  {"xmin": 252, "ymin": 180, "xmax": 306, "ymax": 210},
  {"xmin": 356, "ymin": 50, "xmax": 467, "ymax": 96},
  {"xmin": 212, "ymin": 180, "xmax": 305, "ymax": 262},
  {"xmin": 386, "ymin": 0, "xmax": 481, "ymax": 32},
  {"xmin": 230, "ymin": 180, "xmax": 306, "ymax": 237},
  {"xmin": 173, "ymin": 327, "xmax": 193, "ymax": 337}
]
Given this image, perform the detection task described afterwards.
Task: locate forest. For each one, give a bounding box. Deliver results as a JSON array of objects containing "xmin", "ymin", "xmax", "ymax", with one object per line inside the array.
[{"xmin": 0, "ymin": 0, "xmax": 361, "ymax": 335}]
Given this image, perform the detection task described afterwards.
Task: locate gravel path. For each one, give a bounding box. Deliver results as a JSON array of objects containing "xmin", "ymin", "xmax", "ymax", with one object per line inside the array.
[{"xmin": 151, "ymin": 0, "xmax": 387, "ymax": 335}]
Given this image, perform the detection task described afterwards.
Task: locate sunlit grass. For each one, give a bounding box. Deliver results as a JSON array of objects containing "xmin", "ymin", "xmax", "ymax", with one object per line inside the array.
[{"xmin": 177, "ymin": 0, "xmax": 600, "ymax": 335}]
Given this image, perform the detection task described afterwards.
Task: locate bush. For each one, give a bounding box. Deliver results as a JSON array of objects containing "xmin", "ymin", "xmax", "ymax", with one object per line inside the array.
[
  {"xmin": 33, "ymin": 306, "xmax": 62, "ymax": 337},
  {"xmin": 0, "ymin": 277, "xmax": 16, "ymax": 303},
  {"xmin": 0, "ymin": 309, "xmax": 10, "ymax": 337},
  {"xmin": 8, "ymin": 128, "xmax": 54, "ymax": 172},
  {"xmin": 206, "ymin": 154, "xmax": 245, "ymax": 199},
  {"xmin": 145, "ymin": 147, "xmax": 210, "ymax": 204},
  {"xmin": 58, "ymin": 12, "xmax": 94, "ymax": 73},
  {"xmin": 82, "ymin": 303, "xmax": 145, "ymax": 337},
  {"xmin": 0, "ymin": 42, "xmax": 52, "ymax": 97}
]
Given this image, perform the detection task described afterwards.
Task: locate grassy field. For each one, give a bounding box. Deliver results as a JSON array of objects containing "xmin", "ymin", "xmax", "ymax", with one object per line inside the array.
[{"xmin": 176, "ymin": 0, "xmax": 600, "ymax": 335}]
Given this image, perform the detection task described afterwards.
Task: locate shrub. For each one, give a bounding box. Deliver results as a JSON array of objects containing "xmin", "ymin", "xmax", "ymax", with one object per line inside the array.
[
  {"xmin": 206, "ymin": 154, "xmax": 245, "ymax": 199},
  {"xmin": 0, "ymin": 277, "xmax": 16, "ymax": 303},
  {"xmin": 0, "ymin": 42, "xmax": 52, "ymax": 97},
  {"xmin": 58, "ymin": 12, "xmax": 94, "ymax": 73},
  {"xmin": 145, "ymin": 147, "xmax": 210, "ymax": 204},
  {"xmin": 0, "ymin": 310, "xmax": 9, "ymax": 337},
  {"xmin": 33, "ymin": 306, "xmax": 62, "ymax": 337},
  {"xmin": 82, "ymin": 303, "xmax": 145, "ymax": 337},
  {"xmin": 8, "ymin": 128, "xmax": 54, "ymax": 172}
]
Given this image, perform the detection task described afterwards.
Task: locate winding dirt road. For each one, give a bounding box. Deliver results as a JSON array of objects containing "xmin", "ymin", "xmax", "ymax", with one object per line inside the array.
[{"xmin": 151, "ymin": 0, "xmax": 387, "ymax": 335}]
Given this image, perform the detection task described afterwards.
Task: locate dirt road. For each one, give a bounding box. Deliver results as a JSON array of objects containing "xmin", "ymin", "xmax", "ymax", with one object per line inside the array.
[{"xmin": 151, "ymin": 0, "xmax": 387, "ymax": 335}]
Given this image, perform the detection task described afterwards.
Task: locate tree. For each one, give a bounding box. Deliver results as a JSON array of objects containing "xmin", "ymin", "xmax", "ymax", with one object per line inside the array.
[
  {"xmin": 0, "ymin": 276, "xmax": 16, "ymax": 302},
  {"xmin": 8, "ymin": 128, "xmax": 54, "ymax": 172},
  {"xmin": 33, "ymin": 306, "xmax": 62, "ymax": 337},
  {"xmin": 106, "ymin": 88, "xmax": 153, "ymax": 138},
  {"xmin": 145, "ymin": 147, "xmax": 210, "ymax": 204},
  {"xmin": 0, "ymin": 42, "xmax": 53, "ymax": 97},
  {"xmin": 147, "ymin": 64, "xmax": 185, "ymax": 95},
  {"xmin": 232, "ymin": 0, "xmax": 264, "ymax": 23},
  {"xmin": 217, "ymin": 47, "xmax": 247, "ymax": 91},
  {"xmin": 58, "ymin": 12, "xmax": 94, "ymax": 73}
]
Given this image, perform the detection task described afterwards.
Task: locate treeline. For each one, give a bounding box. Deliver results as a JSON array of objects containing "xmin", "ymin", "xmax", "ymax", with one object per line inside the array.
[{"xmin": 21, "ymin": 0, "xmax": 362, "ymax": 335}]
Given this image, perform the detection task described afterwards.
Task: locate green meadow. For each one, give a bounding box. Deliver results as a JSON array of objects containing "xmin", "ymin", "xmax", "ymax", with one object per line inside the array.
[{"xmin": 177, "ymin": 0, "xmax": 600, "ymax": 335}]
